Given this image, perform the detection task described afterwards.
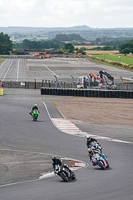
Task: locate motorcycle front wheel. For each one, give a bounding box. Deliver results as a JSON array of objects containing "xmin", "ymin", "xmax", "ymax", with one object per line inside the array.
[
  {"xmin": 105, "ymin": 159, "xmax": 109, "ymax": 168},
  {"xmin": 98, "ymin": 160, "xmax": 106, "ymax": 170},
  {"xmin": 71, "ymin": 171, "xmax": 76, "ymax": 180}
]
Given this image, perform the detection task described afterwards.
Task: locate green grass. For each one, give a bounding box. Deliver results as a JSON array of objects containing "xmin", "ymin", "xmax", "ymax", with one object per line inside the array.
[
  {"xmin": 92, "ymin": 54, "xmax": 133, "ymax": 65},
  {"xmin": 0, "ymin": 58, "xmax": 4, "ymax": 63}
]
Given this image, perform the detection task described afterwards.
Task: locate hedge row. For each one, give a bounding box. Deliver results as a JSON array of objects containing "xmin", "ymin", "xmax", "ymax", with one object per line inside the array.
[{"xmin": 41, "ymin": 88, "xmax": 133, "ymax": 98}]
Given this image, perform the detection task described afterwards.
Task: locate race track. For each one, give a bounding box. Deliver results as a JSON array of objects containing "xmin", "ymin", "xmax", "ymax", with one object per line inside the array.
[
  {"xmin": 0, "ymin": 58, "xmax": 133, "ymax": 200},
  {"xmin": 1, "ymin": 57, "xmax": 133, "ymax": 82}
]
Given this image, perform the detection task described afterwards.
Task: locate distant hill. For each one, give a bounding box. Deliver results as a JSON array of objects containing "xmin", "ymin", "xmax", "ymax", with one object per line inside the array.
[
  {"xmin": 1, "ymin": 25, "xmax": 133, "ymax": 41},
  {"xmin": 0, "ymin": 25, "xmax": 91, "ymax": 33}
]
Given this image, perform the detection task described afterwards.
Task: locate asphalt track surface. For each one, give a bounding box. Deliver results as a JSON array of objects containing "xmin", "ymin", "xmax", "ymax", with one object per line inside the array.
[
  {"xmin": 1, "ymin": 57, "xmax": 133, "ymax": 82},
  {"xmin": 0, "ymin": 89, "xmax": 133, "ymax": 200},
  {"xmin": 0, "ymin": 58, "xmax": 133, "ymax": 200}
]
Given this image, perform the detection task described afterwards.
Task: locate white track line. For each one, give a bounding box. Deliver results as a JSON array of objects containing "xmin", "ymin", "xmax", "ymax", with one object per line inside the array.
[
  {"xmin": 41, "ymin": 101, "xmax": 132, "ymax": 144},
  {"xmin": 42, "ymin": 101, "xmax": 52, "ymax": 121},
  {"xmin": 52, "ymin": 118, "xmax": 132, "ymax": 144},
  {"xmin": 16, "ymin": 59, "xmax": 20, "ymax": 81},
  {"xmin": 43, "ymin": 64, "xmax": 58, "ymax": 77},
  {"xmin": 0, "ymin": 59, "xmax": 7, "ymax": 69},
  {"xmin": 0, "ymin": 179, "xmax": 39, "ymax": 188},
  {"xmin": 2, "ymin": 60, "xmax": 13, "ymax": 81}
]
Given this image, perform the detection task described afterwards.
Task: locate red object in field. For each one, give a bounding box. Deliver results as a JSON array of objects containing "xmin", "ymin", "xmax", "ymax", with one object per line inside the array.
[
  {"xmin": 76, "ymin": 53, "xmax": 83, "ymax": 58},
  {"xmin": 44, "ymin": 54, "xmax": 52, "ymax": 59},
  {"xmin": 34, "ymin": 54, "xmax": 41, "ymax": 58}
]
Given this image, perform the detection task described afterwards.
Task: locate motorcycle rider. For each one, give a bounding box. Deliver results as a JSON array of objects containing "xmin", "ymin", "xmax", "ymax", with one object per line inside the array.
[
  {"xmin": 86, "ymin": 136, "xmax": 102, "ymax": 160},
  {"xmin": 52, "ymin": 156, "xmax": 75, "ymax": 178},
  {"xmin": 29, "ymin": 104, "xmax": 39, "ymax": 115},
  {"xmin": 52, "ymin": 156, "xmax": 63, "ymax": 170},
  {"xmin": 86, "ymin": 136, "xmax": 98, "ymax": 148}
]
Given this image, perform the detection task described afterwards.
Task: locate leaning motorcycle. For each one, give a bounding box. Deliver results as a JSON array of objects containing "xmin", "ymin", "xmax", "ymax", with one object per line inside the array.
[
  {"xmin": 91, "ymin": 151, "xmax": 109, "ymax": 170},
  {"xmin": 32, "ymin": 109, "xmax": 39, "ymax": 121},
  {"xmin": 54, "ymin": 164, "xmax": 76, "ymax": 182}
]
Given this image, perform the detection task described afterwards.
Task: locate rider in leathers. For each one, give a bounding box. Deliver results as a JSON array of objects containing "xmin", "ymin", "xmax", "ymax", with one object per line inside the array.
[
  {"xmin": 52, "ymin": 156, "xmax": 75, "ymax": 178},
  {"xmin": 52, "ymin": 156, "xmax": 63, "ymax": 170},
  {"xmin": 86, "ymin": 136, "xmax": 102, "ymax": 160},
  {"xmin": 29, "ymin": 104, "xmax": 39, "ymax": 115}
]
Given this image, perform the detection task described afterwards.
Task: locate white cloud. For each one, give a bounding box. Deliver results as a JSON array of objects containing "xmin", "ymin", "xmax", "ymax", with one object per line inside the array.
[{"xmin": 0, "ymin": 0, "xmax": 133, "ymax": 28}]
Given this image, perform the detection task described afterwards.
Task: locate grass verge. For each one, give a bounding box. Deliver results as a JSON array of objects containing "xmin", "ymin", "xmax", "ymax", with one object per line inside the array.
[
  {"xmin": 86, "ymin": 55, "xmax": 133, "ymax": 72},
  {"xmin": 0, "ymin": 58, "xmax": 4, "ymax": 64}
]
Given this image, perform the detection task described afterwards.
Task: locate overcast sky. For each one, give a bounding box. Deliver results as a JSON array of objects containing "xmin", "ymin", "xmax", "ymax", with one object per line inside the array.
[{"xmin": 0, "ymin": 0, "xmax": 133, "ymax": 28}]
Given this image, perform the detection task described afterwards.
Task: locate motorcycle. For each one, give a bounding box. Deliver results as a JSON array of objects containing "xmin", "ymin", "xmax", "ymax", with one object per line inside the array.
[
  {"xmin": 32, "ymin": 109, "xmax": 39, "ymax": 121},
  {"xmin": 91, "ymin": 150, "xmax": 109, "ymax": 170},
  {"xmin": 54, "ymin": 164, "xmax": 76, "ymax": 182}
]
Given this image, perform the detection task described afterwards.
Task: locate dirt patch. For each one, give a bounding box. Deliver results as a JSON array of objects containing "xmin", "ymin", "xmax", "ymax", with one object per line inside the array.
[{"xmin": 52, "ymin": 97, "xmax": 133, "ymax": 126}]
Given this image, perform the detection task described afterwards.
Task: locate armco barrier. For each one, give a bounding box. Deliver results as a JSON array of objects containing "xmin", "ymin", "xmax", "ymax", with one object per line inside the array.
[{"xmin": 41, "ymin": 88, "xmax": 133, "ymax": 99}]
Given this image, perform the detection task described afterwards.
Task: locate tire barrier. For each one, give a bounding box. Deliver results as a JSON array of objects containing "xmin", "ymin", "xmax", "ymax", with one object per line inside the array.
[{"xmin": 41, "ymin": 88, "xmax": 133, "ymax": 99}]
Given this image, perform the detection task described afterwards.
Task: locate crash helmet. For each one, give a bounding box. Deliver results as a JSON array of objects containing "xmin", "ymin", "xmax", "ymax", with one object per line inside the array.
[
  {"xmin": 86, "ymin": 135, "xmax": 92, "ymax": 142},
  {"xmin": 34, "ymin": 104, "xmax": 37, "ymax": 107},
  {"xmin": 52, "ymin": 156, "xmax": 58, "ymax": 161}
]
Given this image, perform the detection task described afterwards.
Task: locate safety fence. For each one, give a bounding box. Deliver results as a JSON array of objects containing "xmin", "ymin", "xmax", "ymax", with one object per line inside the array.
[
  {"xmin": 2, "ymin": 80, "xmax": 76, "ymax": 89},
  {"xmin": 1, "ymin": 80, "xmax": 133, "ymax": 91},
  {"xmin": 41, "ymin": 88, "xmax": 133, "ymax": 99},
  {"xmin": 2, "ymin": 80, "xmax": 54, "ymax": 89},
  {"xmin": 116, "ymin": 82, "xmax": 133, "ymax": 90}
]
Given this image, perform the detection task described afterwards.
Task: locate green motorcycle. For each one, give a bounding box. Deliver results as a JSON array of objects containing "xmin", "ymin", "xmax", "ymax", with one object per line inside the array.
[{"xmin": 32, "ymin": 109, "xmax": 39, "ymax": 121}]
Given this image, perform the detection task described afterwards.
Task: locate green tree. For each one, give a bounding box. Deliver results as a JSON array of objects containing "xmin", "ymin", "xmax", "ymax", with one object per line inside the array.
[
  {"xmin": 76, "ymin": 47, "xmax": 86, "ymax": 55},
  {"xmin": 119, "ymin": 39, "xmax": 133, "ymax": 54},
  {"xmin": 65, "ymin": 43, "xmax": 74, "ymax": 53},
  {"xmin": 0, "ymin": 32, "xmax": 13, "ymax": 54}
]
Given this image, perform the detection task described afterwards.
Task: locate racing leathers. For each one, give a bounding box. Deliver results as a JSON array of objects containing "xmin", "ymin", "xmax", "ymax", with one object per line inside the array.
[
  {"xmin": 52, "ymin": 156, "xmax": 72, "ymax": 175},
  {"xmin": 86, "ymin": 138, "xmax": 102, "ymax": 160},
  {"xmin": 29, "ymin": 105, "xmax": 39, "ymax": 115}
]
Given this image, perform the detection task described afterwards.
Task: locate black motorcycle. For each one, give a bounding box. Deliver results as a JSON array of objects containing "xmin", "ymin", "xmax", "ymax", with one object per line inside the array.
[{"xmin": 54, "ymin": 164, "xmax": 76, "ymax": 182}]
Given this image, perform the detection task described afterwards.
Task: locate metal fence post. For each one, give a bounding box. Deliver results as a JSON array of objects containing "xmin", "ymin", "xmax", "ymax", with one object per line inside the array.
[{"xmin": 34, "ymin": 79, "xmax": 36, "ymax": 89}]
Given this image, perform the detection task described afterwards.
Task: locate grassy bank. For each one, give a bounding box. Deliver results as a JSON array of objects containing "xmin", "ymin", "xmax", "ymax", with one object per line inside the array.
[
  {"xmin": 86, "ymin": 53, "xmax": 133, "ymax": 71},
  {"xmin": 92, "ymin": 54, "xmax": 133, "ymax": 65}
]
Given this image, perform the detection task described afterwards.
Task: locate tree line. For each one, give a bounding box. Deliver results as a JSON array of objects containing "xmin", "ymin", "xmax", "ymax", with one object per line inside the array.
[
  {"xmin": 13, "ymin": 39, "xmax": 74, "ymax": 54},
  {"xmin": 0, "ymin": 32, "xmax": 133, "ymax": 55},
  {"xmin": 14, "ymin": 39, "xmax": 65, "ymax": 50}
]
